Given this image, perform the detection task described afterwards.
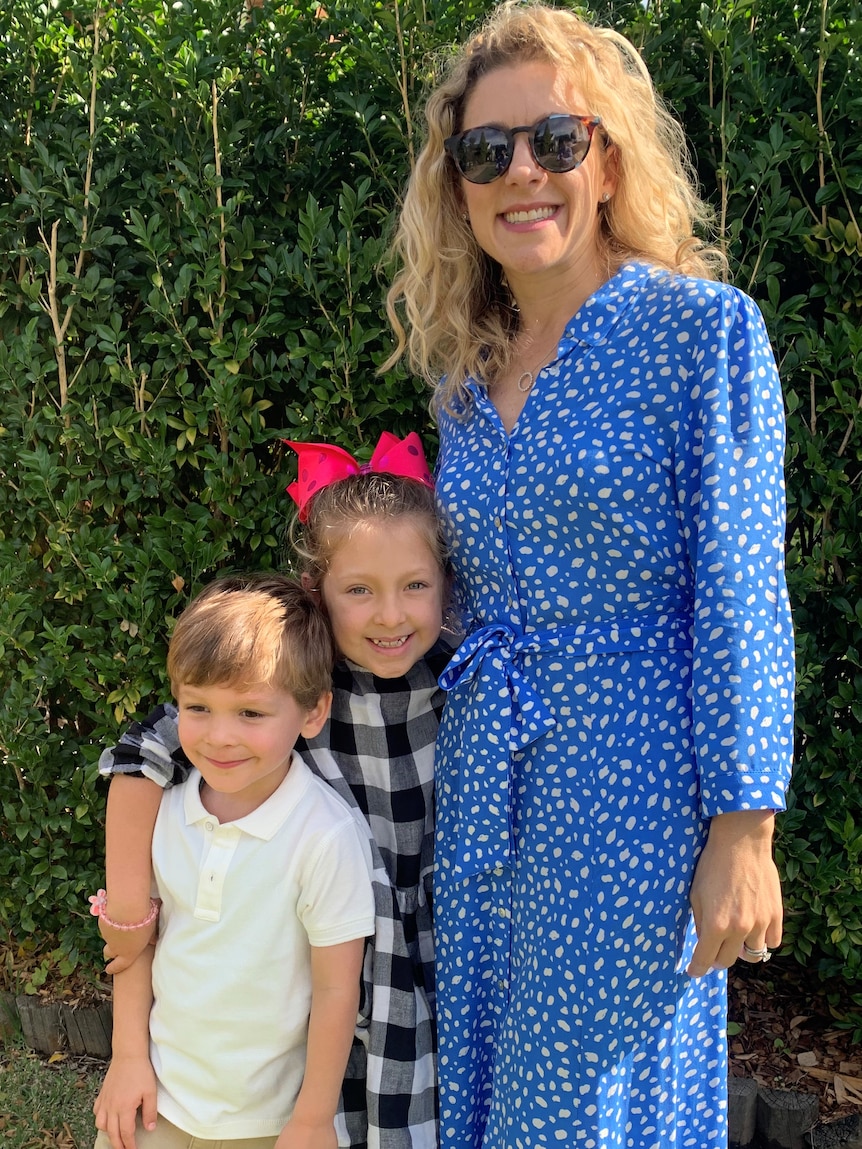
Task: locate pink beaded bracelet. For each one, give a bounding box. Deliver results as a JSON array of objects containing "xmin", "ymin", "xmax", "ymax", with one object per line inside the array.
[{"xmin": 88, "ymin": 889, "xmax": 161, "ymax": 930}]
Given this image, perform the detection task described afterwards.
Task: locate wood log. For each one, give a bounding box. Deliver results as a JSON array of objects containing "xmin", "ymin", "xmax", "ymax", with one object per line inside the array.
[
  {"xmin": 62, "ymin": 1001, "xmax": 113, "ymax": 1059},
  {"xmin": 728, "ymin": 1076, "xmax": 758, "ymax": 1148},
  {"xmin": 805, "ymin": 1114, "xmax": 862, "ymax": 1149},
  {"xmin": 756, "ymin": 1086, "xmax": 819, "ymax": 1149},
  {"xmin": 15, "ymin": 995, "xmax": 64, "ymax": 1055},
  {"xmin": 0, "ymin": 991, "xmax": 18, "ymax": 1039}
]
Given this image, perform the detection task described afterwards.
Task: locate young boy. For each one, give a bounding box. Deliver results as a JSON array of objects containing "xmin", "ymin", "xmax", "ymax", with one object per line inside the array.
[{"xmin": 92, "ymin": 574, "xmax": 375, "ymax": 1149}]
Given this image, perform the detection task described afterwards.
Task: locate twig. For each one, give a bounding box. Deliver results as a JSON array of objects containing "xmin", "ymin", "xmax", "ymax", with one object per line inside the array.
[
  {"xmin": 815, "ymin": 0, "xmax": 828, "ymax": 229},
  {"xmin": 36, "ymin": 6, "xmax": 101, "ymax": 420},
  {"xmin": 810, "ymin": 372, "xmax": 817, "ymax": 436},
  {"xmin": 211, "ymin": 79, "xmax": 227, "ymax": 337},
  {"xmin": 393, "ymin": 0, "xmax": 415, "ymax": 169},
  {"xmin": 836, "ymin": 392, "xmax": 862, "ymax": 458}
]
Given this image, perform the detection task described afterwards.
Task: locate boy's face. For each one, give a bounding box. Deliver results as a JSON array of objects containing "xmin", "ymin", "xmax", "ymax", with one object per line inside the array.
[
  {"xmin": 176, "ymin": 681, "xmax": 330, "ymax": 817},
  {"xmin": 319, "ymin": 517, "xmax": 445, "ymax": 679}
]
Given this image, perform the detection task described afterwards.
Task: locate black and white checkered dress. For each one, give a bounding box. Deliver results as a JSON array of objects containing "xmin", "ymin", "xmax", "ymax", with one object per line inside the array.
[{"xmin": 98, "ymin": 640, "xmax": 451, "ymax": 1149}]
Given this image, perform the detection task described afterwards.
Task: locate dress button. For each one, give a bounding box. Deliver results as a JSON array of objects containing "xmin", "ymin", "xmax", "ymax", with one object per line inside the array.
[{"xmin": 204, "ymin": 821, "xmax": 214, "ymax": 832}]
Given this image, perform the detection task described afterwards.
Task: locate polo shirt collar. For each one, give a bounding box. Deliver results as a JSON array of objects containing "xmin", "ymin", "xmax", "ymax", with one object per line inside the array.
[{"xmin": 182, "ymin": 754, "xmax": 313, "ymax": 841}]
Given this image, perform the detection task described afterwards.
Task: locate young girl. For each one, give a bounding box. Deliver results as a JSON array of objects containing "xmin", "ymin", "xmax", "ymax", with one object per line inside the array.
[{"xmin": 96, "ymin": 432, "xmax": 451, "ymax": 1149}]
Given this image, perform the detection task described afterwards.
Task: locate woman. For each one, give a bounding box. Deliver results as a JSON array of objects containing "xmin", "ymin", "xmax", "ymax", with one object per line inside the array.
[{"xmin": 385, "ymin": 3, "xmax": 795, "ymax": 1147}]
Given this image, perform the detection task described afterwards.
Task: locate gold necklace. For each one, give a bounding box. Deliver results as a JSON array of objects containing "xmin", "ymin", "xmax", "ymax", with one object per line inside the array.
[{"xmin": 515, "ymin": 337, "xmax": 560, "ymax": 393}]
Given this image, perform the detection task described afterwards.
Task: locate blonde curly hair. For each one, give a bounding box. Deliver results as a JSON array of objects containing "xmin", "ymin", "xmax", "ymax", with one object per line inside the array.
[{"xmin": 384, "ymin": 0, "xmax": 725, "ymax": 411}]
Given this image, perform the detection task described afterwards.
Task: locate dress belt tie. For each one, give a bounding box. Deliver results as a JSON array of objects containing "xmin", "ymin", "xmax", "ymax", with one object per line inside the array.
[{"xmin": 438, "ymin": 615, "xmax": 693, "ymax": 879}]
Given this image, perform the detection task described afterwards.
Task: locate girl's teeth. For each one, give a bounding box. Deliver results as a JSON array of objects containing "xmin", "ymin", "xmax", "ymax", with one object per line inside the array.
[
  {"xmin": 372, "ymin": 637, "xmax": 408, "ymax": 649},
  {"xmin": 504, "ymin": 206, "xmax": 556, "ymax": 224}
]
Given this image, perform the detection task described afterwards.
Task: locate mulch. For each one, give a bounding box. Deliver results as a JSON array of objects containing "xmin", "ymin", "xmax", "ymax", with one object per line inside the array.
[{"xmin": 728, "ymin": 956, "xmax": 862, "ymax": 1124}]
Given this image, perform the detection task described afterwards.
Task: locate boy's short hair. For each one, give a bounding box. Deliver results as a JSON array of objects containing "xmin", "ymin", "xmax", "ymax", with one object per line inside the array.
[{"xmin": 167, "ymin": 573, "xmax": 335, "ymax": 709}]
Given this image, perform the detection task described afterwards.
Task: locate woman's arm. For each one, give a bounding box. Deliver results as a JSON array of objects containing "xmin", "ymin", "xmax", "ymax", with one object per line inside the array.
[
  {"xmin": 93, "ymin": 945, "xmax": 157, "ymax": 1149},
  {"xmin": 275, "ymin": 939, "xmax": 365, "ymax": 1149},
  {"xmin": 675, "ymin": 289, "xmax": 794, "ymax": 975},
  {"xmin": 687, "ymin": 809, "xmax": 782, "ymax": 977}
]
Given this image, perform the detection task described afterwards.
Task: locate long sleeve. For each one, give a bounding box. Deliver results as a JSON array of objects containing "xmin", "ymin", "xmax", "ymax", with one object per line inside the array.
[{"xmin": 675, "ymin": 285, "xmax": 795, "ymax": 814}]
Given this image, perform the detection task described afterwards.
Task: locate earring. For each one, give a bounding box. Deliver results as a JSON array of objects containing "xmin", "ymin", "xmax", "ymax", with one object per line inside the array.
[{"xmin": 601, "ymin": 192, "xmax": 611, "ymax": 203}]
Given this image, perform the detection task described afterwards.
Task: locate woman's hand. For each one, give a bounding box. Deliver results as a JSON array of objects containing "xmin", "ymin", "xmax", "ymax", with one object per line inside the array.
[{"xmin": 687, "ymin": 810, "xmax": 782, "ymax": 978}]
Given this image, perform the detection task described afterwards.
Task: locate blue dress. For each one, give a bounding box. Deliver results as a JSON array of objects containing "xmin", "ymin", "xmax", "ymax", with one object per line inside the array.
[{"xmin": 432, "ymin": 262, "xmax": 795, "ymax": 1149}]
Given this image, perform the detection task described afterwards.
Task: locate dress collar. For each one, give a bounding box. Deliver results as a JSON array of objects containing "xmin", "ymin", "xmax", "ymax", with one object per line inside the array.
[{"xmin": 463, "ymin": 261, "xmax": 657, "ymax": 401}]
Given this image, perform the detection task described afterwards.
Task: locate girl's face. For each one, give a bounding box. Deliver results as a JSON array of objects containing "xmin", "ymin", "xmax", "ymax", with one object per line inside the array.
[
  {"xmin": 457, "ymin": 59, "xmax": 616, "ymax": 296},
  {"xmin": 318, "ymin": 516, "xmax": 445, "ymax": 679}
]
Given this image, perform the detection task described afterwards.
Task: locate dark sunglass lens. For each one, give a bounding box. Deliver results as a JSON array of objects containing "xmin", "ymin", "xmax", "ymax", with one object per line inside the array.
[
  {"xmin": 535, "ymin": 116, "xmax": 590, "ymax": 173},
  {"xmin": 455, "ymin": 127, "xmax": 511, "ymax": 183}
]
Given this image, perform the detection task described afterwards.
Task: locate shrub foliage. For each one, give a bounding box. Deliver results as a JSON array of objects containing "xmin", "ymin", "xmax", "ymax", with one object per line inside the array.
[{"xmin": 1, "ymin": 0, "xmax": 860, "ymax": 996}]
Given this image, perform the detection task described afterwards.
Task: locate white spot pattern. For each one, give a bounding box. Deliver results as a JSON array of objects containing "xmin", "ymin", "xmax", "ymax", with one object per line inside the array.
[{"xmin": 433, "ymin": 263, "xmax": 795, "ymax": 1147}]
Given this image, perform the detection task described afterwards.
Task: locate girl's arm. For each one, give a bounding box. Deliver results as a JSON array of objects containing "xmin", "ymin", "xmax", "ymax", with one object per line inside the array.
[
  {"xmin": 99, "ymin": 776, "xmax": 163, "ymax": 972},
  {"xmin": 98, "ymin": 704, "xmax": 189, "ymax": 972},
  {"xmin": 93, "ymin": 944, "xmax": 157, "ymax": 1149},
  {"xmin": 275, "ymin": 938, "xmax": 365, "ymax": 1149}
]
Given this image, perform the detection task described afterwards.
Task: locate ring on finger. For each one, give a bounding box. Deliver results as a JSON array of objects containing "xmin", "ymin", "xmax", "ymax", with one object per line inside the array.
[{"xmin": 743, "ymin": 942, "xmax": 771, "ymax": 962}]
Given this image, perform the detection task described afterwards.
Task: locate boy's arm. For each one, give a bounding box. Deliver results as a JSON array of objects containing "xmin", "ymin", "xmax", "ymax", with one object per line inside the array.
[
  {"xmin": 100, "ymin": 775, "xmax": 163, "ymax": 972},
  {"xmin": 275, "ymin": 938, "xmax": 365, "ymax": 1149},
  {"xmin": 93, "ymin": 944, "xmax": 157, "ymax": 1149}
]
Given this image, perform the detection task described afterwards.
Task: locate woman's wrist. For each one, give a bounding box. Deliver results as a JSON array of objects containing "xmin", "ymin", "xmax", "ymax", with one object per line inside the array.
[{"xmin": 707, "ymin": 809, "xmax": 775, "ymax": 844}]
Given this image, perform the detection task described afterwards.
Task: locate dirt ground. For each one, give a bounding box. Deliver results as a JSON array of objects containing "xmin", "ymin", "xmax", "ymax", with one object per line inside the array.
[{"xmin": 728, "ymin": 956, "xmax": 862, "ymax": 1127}]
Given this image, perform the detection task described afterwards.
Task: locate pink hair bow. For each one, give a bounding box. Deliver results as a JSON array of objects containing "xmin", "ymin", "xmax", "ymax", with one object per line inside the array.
[{"xmin": 285, "ymin": 432, "xmax": 434, "ymax": 521}]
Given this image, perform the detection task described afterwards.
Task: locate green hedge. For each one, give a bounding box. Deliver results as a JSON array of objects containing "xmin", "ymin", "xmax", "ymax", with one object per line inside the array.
[{"xmin": 1, "ymin": 0, "xmax": 860, "ymax": 1009}]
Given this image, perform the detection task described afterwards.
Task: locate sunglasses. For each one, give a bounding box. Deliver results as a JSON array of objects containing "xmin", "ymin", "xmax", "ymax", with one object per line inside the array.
[{"xmin": 444, "ymin": 114, "xmax": 602, "ymax": 185}]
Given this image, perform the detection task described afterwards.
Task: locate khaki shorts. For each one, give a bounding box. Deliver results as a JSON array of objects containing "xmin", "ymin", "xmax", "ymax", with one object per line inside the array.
[{"xmin": 94, "ymin": 1115, "xmax": 278, "ymax": 1149}]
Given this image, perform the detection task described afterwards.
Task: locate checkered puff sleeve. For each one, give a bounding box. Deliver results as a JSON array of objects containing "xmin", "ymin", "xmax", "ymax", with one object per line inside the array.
[{"xmin": 98, "ymin": 702, "xmax": 190, "ymax": 787}]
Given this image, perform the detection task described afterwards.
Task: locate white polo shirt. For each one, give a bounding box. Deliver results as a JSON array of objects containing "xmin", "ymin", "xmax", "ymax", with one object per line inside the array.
[{"xmin": 149, "ymin": 753, "xmax": 375, "ymax": 1139}]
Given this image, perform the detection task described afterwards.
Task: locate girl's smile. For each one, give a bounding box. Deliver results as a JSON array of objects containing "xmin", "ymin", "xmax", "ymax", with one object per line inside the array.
[{"xmin": 320, "ymin": 517, "xmax": 446, "ymax": 679}]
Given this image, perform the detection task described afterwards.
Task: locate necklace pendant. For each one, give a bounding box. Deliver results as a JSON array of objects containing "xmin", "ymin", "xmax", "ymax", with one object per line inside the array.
[{"xmin": 516, "ymin": 371, "xmax": 534, "ymax": 393}]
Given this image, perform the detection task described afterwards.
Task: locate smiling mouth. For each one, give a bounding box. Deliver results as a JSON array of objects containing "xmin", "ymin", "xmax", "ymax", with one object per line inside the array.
[
  {"xmin": 369, "ymin": 636, "xmax": 411, "ymax": 649},
  {"xmin": 503, "ymin": 206, "xmax": 558, "ymax": 224}
]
